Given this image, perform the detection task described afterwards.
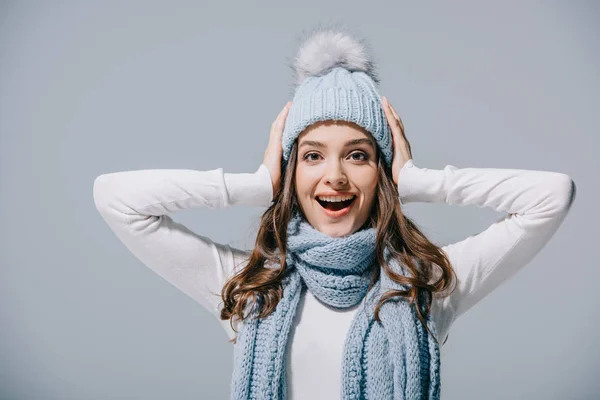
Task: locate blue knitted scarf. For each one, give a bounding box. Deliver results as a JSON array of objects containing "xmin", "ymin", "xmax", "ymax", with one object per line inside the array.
[{"xmin": 231, "ymin": 211, "xmax": 441, "ymax": 399}]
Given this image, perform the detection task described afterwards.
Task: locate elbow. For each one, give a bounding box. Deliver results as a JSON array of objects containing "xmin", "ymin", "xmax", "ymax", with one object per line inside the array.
[
  {"xmin": 552, "ymin": 173, "xmax": 577, "ymax": 212},
  {"xmin": 93, "ymin": 174, "xmax": 112, "ymax": 212}
]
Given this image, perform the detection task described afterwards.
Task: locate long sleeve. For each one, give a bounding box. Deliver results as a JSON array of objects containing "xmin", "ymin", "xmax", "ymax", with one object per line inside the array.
[
  {"xmin": 396, "ymin": 159, "xmax": 576, "ymax": 342},
  {"xmin": 92, "ymin": 164, "xmax": 273, "ymax": 321}
]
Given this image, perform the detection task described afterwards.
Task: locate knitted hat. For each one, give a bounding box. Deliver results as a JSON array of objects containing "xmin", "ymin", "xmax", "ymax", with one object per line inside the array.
[{"xmin": 282, "ymin": 27, "xmax": 393, "ymax": 167}]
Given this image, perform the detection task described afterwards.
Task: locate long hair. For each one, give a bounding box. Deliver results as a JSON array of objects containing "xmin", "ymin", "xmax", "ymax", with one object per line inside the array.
[{"xmin": 220, "ymin": 139, "xmax": 457, "ymax": 345}]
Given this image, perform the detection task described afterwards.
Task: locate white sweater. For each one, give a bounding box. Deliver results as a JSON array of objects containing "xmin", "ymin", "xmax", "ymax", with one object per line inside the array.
[{"xmin": 93, "ymin": 159, "xmax": 575, "ymax": 399}]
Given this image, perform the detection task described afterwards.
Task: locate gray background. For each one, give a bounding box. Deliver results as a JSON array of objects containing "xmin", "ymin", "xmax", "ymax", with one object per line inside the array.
[{"xmin": 1, "ymin": 1, "xmax": 597, "ymax": 399}]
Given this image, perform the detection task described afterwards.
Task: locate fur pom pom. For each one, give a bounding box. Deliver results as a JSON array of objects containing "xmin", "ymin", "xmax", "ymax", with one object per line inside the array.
[{"xmin": 291, "ymin": 25, "xmax": 379, "ymax": 87}]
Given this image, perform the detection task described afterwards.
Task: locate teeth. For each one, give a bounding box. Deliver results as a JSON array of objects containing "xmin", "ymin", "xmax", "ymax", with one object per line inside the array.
[{"xmin": 317, "ymin": 194, "xmax": 356, "ymax": 202}]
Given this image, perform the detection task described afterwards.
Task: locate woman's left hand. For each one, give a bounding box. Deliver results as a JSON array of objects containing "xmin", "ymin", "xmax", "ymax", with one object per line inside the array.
[{"xmin": 381, "ymin": 96, "xmax": 412, "ymax": 186}]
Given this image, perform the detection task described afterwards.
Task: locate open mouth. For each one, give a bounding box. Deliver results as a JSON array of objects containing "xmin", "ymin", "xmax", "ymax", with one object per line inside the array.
[{"xmin": 316, "ymin": 195, "xmax": 357, "ymax": 212}]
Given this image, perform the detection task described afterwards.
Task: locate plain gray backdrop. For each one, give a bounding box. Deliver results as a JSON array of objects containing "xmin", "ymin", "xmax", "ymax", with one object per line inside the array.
[{"xmin": 1, "ymin": 1, "xmax": 597, "ymax": 399}]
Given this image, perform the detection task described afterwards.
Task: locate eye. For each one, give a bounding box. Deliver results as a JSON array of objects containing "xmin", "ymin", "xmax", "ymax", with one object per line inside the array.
[
  {"xmin": 303, "ymin": 152, "xmax": 322, "ymax": 162},
  {"xmin": 349, "ymin": 151, "xmax": 369, "ymax": 161}
]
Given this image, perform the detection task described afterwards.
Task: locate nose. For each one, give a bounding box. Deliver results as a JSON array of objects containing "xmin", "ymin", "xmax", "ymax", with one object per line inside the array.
[{"xmin": 324, "ymin": 160, "xmax": 348, "ymax": 187}]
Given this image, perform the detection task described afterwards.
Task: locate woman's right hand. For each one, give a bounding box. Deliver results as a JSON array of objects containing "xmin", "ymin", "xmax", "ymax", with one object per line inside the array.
[{"xmin": 263, "ymin": 101, "xmax": 291, "ymax": 198}]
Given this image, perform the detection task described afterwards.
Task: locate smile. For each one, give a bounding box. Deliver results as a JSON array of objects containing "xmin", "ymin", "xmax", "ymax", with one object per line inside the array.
[{"xmin": 315, "ymin": 195, "xmax": 357, "ymax": 218}]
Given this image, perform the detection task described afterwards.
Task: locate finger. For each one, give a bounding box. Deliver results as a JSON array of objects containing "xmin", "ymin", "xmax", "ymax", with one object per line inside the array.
[
  {"xmin": 276, "ymin": 102, "xmax": 291, "ymax": 135},
  {"xmin": 382, "ymin": 97, "xmax": 403, "ymax": 141},
  {"xmin": 279, "ymin": 102, "xmax": 291, "ymax": 123},
  {"xmin": 271, "ymin": 102, "xmax": 288, "ymax": 128},
  {"xmin": 387, "ymin": 102, "xmax": 412, "ymax": 158},
  {"xmin": 387, "ymin": 103, "xmax": 405, "ymax": 138},
  {"xmin": 271, "ymin": 102, "xmax": 291, "ymax": 138},
  {"xmin": 383, "ymin": 98, "xmax": 403, "ymax": 133}
]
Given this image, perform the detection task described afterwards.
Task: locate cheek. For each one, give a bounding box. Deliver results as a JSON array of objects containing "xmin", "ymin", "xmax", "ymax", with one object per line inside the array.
[
  {"xmin": 362, "ymin": 185, "xmax": 377, "ymax": 205},
  {"xmin": 294, "ymin": 167, "xmax": 318, "ymax": 198},
  {"xmin": 356, "ymin": 172, "xmax": 378, "ymax": 200}
]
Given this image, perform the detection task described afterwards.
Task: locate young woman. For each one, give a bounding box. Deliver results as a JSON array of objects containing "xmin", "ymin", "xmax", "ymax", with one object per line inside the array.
[{"xmin": 93, "ymin": 28, "xmax": 576, "ymax": 399}]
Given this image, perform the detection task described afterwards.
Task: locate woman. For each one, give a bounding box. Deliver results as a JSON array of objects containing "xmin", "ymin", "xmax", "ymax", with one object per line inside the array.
[{"xmin": 93, "ymin": 28, "xmax": 576, "ymax": 399}]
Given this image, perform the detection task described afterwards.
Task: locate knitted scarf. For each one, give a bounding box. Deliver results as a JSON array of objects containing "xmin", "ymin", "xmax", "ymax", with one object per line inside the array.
[{"xmin": 230, "ymin": 211, "xmax": 441, "ymax": 399}]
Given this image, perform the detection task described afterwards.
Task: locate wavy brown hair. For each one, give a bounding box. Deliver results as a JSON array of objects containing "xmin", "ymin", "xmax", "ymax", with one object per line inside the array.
[{"xmin": 220, "ymin": 138, "xmax": 457, "ymax": 346}]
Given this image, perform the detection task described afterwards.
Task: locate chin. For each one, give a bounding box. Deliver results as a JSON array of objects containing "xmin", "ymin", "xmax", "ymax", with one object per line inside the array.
[
  {"xmin": 320, "ymin": 226, "xmax": 352, "ymax": 238},
  {"xmin": 314, "ymin": 218, "xmax": 361, "ymax": 238}
]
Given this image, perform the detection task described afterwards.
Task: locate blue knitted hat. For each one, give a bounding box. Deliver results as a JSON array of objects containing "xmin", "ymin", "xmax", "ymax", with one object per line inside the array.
[{"xmin": 282, "ymin": 27, "xmax": 393, "ymax": 167}]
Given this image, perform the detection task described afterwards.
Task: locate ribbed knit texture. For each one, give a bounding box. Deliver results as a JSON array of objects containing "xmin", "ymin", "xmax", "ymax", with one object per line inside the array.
[
  {"xmin": 282, "ymin": 66, "xmax": 393, "ymax": 168},
  {"xmin": 230, "ymin": 211, "xmax": 441, "ymax": 399}
]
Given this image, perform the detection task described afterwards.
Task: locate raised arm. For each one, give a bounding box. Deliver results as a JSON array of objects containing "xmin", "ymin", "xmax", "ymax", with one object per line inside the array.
[
  {"xmin": 397, "ymin": 159, "xmax": 576, "ymax": 339},
  {"xmin": 92, "ymin": 164, "xmax": 273, "ymax": 322}
]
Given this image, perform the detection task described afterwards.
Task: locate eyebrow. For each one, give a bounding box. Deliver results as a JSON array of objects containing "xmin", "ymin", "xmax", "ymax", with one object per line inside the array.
[{"xmin": 299, "ymin": 138, "xmax": 375, "ymax": 149}]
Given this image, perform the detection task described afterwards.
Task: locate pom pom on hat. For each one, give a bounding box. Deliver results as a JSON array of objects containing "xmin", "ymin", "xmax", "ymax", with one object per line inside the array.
[
  {"xmin": 282, "ymin": 25, "xmax": 393, "ymax": 167},
  {"xmin": 292, "ymin": 27, "xmax": 379, "ymax": 87}
]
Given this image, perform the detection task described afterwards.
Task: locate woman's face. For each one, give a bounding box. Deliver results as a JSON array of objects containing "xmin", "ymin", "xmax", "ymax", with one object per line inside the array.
[{"xmin": 294, "ymin": 120, "xmax": 379, "ymax": 238}]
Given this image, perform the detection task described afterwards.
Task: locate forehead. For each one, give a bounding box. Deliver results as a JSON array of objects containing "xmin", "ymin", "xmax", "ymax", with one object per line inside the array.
[{"xmin": 298, "ymin": 120, "xmax": 375, "ymax": 145}]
